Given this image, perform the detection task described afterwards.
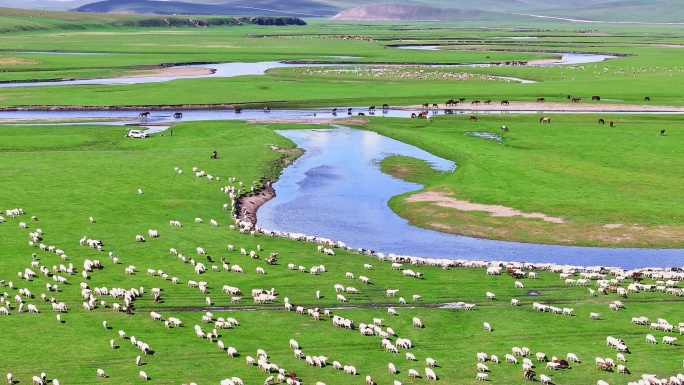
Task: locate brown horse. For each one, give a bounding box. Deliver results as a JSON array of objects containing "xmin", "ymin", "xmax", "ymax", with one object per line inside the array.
[
  {"xmin": 540, "ymin": 117, "xmax": 551, "ymax": 123},
  {"xmin": 501, "ymin": 100, "xmax": 510, "ymax": 105},
  {"xmin": 598, "ymin": 118, "xmax": 605, "ymax": 125},
  {"xmin": 469, "ymin": 115, "xmax": 478, "ymax": 122},
  {"xmin": 483, "ymin": 100, "xmax": 492, "ymax": 105},
  {"xmin": 536, "ymin": 98, "xmax": 545, "ymax": 102},
  {"xmin": 471, "ymin": 100, "xmax": 481, "ymax": 105}
]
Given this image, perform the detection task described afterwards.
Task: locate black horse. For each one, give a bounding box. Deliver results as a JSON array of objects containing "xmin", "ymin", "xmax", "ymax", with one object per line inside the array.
[{"xmin": 173, "ymin": 112, "xmax": 182, "ymax": 119}]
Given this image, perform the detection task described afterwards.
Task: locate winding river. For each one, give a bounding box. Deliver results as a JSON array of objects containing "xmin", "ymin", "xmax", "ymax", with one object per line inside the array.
[
  {"xmin": 0, "ymin": 52, "xmax": 615, "ymax": 88},
  {"xmin": 257, "ymin": 127, "xmax": 683, "ymax": 270},
  {"xmin": 3, "ymin": 53, "xmax": 681, "ymax": 268}
]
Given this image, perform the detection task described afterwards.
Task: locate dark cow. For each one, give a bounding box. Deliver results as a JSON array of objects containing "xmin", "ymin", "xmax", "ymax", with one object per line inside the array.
[
  {"xmin": 173, "ymin": 112, "xmax": 182, "ymax": 119},
  {"xmin": 501, "ymin": 125, "xmax": 509, "ymax": 132},
  {"xmin": 572, "ymin": 98, "xmax": 581, "ymax": 103},
  {"xmin": 358, "ymin": 112, "xmax": 365, "ymax": 116},
  {"xmin": 382, "ymin": 104, "xmax": 389, "ymax": 109},
  {"xmin": 610, "ymin": 121, "xmax": 614, "ymax": 127},
  {"xmin": 660, "ymin": 129, "xmax": 666, "ymax": 136},
  {"xmin": 469, "ymin": 115, "xmax": 478, "ymax": 122},
  {"xmin": 211, "ymin": 150, "xmax": 217, "ymax": 160},
  {"xmin": 368, "ymin": 106, "xmax": 376, "ymax": 112},
  {"xmin": 459, "ymin": 98, "xmax": 466, "ymax": 102},
  {"xmin": 483, "ymin": 100, "xmax": 492, "ymax": 105},
  {"xmin": 422, "ymin": 103, "xmax": 429, "ymax": 108},
  {"xmin": 410, "ymin": 113, "xmax": 416, "ymax": 118},
  {"xmin": 234, "ymin": 108, "xmax": 242, "ymax": 113},
  {"xmin": 332, "ymin": 108, "xmax": 337, "ymax": 115},
  {"xmin": 347, "ymin": 107, "xmax": 353, "ymax": 115},
  {"xmin": 471, "ymin": 100, "xmax": 481, "ymax": 105},
  {"xmin": 139, "ymin": 111, "xmax": 150, "ymax": 119},
  {"xmin": 592, "ymin": 95, "xmax": 601, "ymax": 101},
  {"xmin": 501, "ymin": 100, "xmax": 510, "ymax": 105},
  {"xmin": 598, "ymin": 118, "xmax": 605, "ymax": 125},
  {"xmin": 536, "ymin": 97, "xmax": 545, "ymax": 102},
  {"xmin": 644, "ymin": 96, "xmax": 651, "ymax": 101},
  {"xmin": 432, "ymin": 103, "xmax": 438, "ymax": 108}
]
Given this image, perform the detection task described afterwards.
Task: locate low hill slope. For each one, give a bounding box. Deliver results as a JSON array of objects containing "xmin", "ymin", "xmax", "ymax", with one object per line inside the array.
[
  {"xmin": 330, "ymin": 3, "xmax": 505, "ymax": 21},
  {"xmin": 529, "ymin": 0, "xmax": 684, "ymax": 23}
]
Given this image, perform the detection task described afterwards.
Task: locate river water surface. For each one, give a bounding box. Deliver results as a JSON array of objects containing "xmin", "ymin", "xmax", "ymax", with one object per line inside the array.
[{"xmin": 257, "ymin": 127, "xmax": 683, "ymax": 269}]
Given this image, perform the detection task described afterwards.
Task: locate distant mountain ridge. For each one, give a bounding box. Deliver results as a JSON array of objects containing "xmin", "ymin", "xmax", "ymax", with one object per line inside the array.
[
  {"xmin": 73, "ymin": 0, "xmax": 339, "ymax": 17},
  {"xmin": 0, "ymin": 0, "xmax": 679, "ymax": 23}
]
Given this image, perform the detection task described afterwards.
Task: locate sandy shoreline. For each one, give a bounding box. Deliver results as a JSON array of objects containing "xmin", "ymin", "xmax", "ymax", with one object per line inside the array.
[
  {"xmin": 235, "ymin": 181, "xmax": 276, "ymax": 225},
  {"xmin": 122, "ymin": 67, "xmax": 214, "ymax": 78}
]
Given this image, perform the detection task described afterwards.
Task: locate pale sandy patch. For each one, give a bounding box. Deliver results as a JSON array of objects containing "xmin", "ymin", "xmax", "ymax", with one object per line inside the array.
[
  {"xmin": 527, "ymin": 58, "xmax": 563, "ymax": 65},
  {"xmin": 406, "ymin": 191, "xmax": 566, "ymax": 223},
  {"xmin": 0, "ymin": 57, "xmax": 40, "ymax": 66},
  {"xmin": 399, "ymin": 101, "xmax": 684, "ymax": 113},
  {"xmin": 602, "ymin": 223, "xmax": 624, "ymax": 229},
  {"xmin": 122, "ymin": 67, "xmax": 214, "ymax": 78},
  {"xmin": 656, "ymin": 44, "xmax": 684, "ymax": 48}
]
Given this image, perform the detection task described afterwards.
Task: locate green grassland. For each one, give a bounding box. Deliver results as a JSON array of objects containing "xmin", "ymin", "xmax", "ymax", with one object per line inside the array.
[
  {"xmin": 1, "ymin": 122, "xmax": 683, "ymax": 385},
  {"xmin": 369, "ymin": 114, "xmax": 683, "ymax": 248}
]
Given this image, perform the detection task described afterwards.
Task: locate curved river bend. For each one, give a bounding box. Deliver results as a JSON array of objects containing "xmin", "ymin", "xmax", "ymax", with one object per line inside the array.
[{"xmin": 257, "ymin": 127, "xmax": 683, "ymax": 270}]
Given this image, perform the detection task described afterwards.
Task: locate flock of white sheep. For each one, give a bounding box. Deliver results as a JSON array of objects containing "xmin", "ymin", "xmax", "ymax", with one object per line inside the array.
[{"xmin": 2, "ymin": 158, "xmax": 684, "ymax": 385}]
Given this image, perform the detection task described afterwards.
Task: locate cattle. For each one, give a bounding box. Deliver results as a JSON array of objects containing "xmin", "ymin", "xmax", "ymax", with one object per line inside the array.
[
  {"xmin": 536, "ymin": 97, "xmax": 545, "ymax": 102},
  {"xmin": 540, "ymin": 117, "xmax": 551, "ymax": 123},
  {"xmin": 598, "ymin": 118, "xmax": 605, "ymax": 125},
  {"xmin": 469, "ymin": 115, "xmax": 478, "ymax": 122},
  {"xmin": 592, "ymin": 95, "xmax": 601, "ymax": 101}
]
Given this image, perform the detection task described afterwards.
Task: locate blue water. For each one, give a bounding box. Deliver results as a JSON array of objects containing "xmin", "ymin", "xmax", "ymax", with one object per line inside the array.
[{"xmin": 257, "ymin": 127, "xmax": 683, "ymax": 269}]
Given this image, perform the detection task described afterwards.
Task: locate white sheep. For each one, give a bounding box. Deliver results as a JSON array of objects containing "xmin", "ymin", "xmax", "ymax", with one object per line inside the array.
[
  {"xmin": 477, "ymin": 363, "xmax": 489, "ymax": 372},
  {"xmin": 426, "ymin": 357, "xmax": 437, "ymax": 367},
  {"xmin": 138, "ymin": 189, "xmax": 143, "ymax": 194},
  {"xmin": 590, "ymin": 312, "xmax": 601, "ymax": 319},
  {"xmin": 646, "ymin": 334, "xmax": 658, "ymax": 344},
  {"xmin": 139, "ymin": 371, "xmax": 147, "ymax": 380},
  {"xmin": 425, "ymin": 368, "xmax": 437, "ymax": 380},
  {"xmin": 540, "ymin": 374, "xmax": 551, "ymax": 384},
  {"xmin": 515, "ymin": 281, "xmax": 524, "ymax": 288},
  {"xmin": 412, "ymin": 317, "xmax": 423, "ymax": 328},
  {"xmin": 97, "ymin": 369, "xmax": 106, "ymax": 378},
  {"xmin": 486, "ymin": 291, "xmax": 496, "ymax": 300},
  {"xmin": 388, "ymin": 362, "xmax": 397, "ymax": 374},
  {"xmin": 663, "ymin": 336, "xmax": 678, "ymax": 345},
  {"xmin": 483, "ymin": 322, "xmax": 492, "ymax": 332}
]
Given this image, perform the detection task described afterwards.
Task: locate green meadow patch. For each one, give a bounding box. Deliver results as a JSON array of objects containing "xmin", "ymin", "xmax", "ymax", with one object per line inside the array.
[{"xmin": 1, "ymin": 122, "xmax": 683, "ymax": 385}]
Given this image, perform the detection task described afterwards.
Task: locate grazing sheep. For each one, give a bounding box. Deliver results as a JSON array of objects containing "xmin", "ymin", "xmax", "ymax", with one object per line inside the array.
[
  {"xmin": 477, "ymin": 363, "xmax": 489, "ymax": 372},
  {"xmin": 646, "ymin": 334, "xmax": 658, "ymax": 344},
  {"xmin": 138, "ymin": 189, "xmax": 143, "ymax": 194},
  {"xmin": 136, "ymin": 356, "xmax": 141, "ymax": 366},
  {"xmin": 486, "ymin": 292, "xmax": 496, "ymax": 300},
  {"xmin": 663, "ymin": 336, "xmax": 677, "ymax": 345},
  {"xmin": 412, "ymin": 317, "xmax": 423, "ymax": 328},
  {"xmin": 505, "ymin": 354, "xmax": 518, "ymax": 364},
  {"xmin": 6, "ymin": 373, "xmax": 11, "ymax": 385},
  {"xmin": 139, "ymin": 371, "xmax": 147, "ymax": 380},
  {"xmin": 426, "ymin": 357, "xmax": 437, "ymax": 367},
  {"xmin": 617, "ymin": 364, "xmax": 629, "ymax": 374},
  {"xmin": 567, "ymin": 353, "xmax": 580, "ymax": 362},
  {"xmin": 425, "ymin": 368, "xmax": 437, "ymax": 380},
  {"xmin": 515, "ymin": 281, "xmax": 524, "ymax": 288},
  {"xmin": 590, "ymin": 312, "xmax": 601, "ymax": 319},
  {"xmin": 97, "ymin": 369, "xmax": 106, "ymax": 378},
  {"xmin": 484, "ymin": 322, "xmax": 492, "ymax": 332},
  {"xmin": 475, "ymin": 372, "xmax": 487, "ymax": 381},
  {"xmin": 195, "ymin": 218, "xmax": 203, "ymax": 223},
  {"xmin": 511, "ymin": 298, "xmax": 521, "ymax": 306}
]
